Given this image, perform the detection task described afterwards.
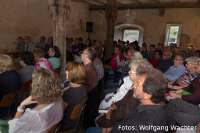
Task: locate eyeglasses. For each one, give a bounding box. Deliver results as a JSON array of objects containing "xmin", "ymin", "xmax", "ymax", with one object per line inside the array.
[{"xmin": 129, "ymin": 71, "xmax": 136, "ymax": 74}]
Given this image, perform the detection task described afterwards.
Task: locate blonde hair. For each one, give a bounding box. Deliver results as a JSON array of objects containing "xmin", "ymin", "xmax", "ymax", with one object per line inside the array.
[
  {"xmin": 0, "ymin": 54, "xmax": 14, "ymax": 72},
  {"xmin": 31, "ymin": 68, "xmax": 62, "ymax": 104},
  {"xmin": 66, "ymin": 62, "xmax": 86, "ymax": 84}
]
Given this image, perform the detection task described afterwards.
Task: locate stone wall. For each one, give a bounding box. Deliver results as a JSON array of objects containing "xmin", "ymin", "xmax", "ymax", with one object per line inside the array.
[
  {"xmin": 0, "ymin": 0, "xmax": 89, "ymax": 50},
  {"xmin": 90, "ymin": 8, "xmax": 200, "ymax": 50}
]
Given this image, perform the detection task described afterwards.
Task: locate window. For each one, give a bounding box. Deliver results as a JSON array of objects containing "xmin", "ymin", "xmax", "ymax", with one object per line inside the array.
[
  {"xmin": 123, "ymin": 29, "xmax": 140, "ymax": 42},
  {"xmin": 165, "ymin": 24, "xmax": 181, "ymax": 46}
]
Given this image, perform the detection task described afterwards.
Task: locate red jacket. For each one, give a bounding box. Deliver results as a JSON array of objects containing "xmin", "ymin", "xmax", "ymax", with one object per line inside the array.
[{"xmin": 109, "ymin": 52, "xmax": 124, "ymax": 71}]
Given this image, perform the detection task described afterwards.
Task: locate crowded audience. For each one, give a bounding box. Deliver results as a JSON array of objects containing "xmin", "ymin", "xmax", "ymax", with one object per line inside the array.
[{"xmin": 1, "ymin": 35, "xmax": 200, "ymax": 133}]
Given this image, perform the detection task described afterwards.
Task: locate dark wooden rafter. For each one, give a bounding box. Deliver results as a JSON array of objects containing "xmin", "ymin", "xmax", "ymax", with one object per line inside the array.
[
  {"xmin": 150, "ymin": 0, "xmax": 160, "ymax": 4},
  {"xmin": 89, "ymin": 2, "xmax": 200, "ymax": 10},
  {"xmin": 173, "ymin": 0, "xmax": 180, "ymax": 3},
  {"xmin": 93, "ymin": 0, "xmax": 106, "ymax": 5},
  {"xmin": 134, "ymin": 0, "xmax": 143, "ymax": 5},
  {"xmin": 72, "ymin": 0, "xmax": 98, "ymax": 6}
]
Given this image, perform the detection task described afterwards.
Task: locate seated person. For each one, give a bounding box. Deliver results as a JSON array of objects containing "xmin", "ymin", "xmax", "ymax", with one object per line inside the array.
[
  {"xmin": 9, "ymin": 68, "xmax": 63, "ymax": 133},
  {"xmin": 34, "ymin": 50, "xmax": 52, "ymax": 70},
  {"xmin": 99, "ymin": 58, "xmax": 152, "ymax": 110},
  {"xmin": 147, "ymin": 44, "xmax": 156, "ymax": 59},
  {"xmin": 36, "ymin": 36, "xmax": 46, "ymax": 51},
  {"xmin": 61, "ymin": 62, "xmax": 87, "ymax": 131},
  {"xmin": 166, "ymin": 99, "xmax": 200, "ymax": 127},
  {"xmin": 141, "ymin": 46, "xmax": 148, "ymax": 58},
  {"xmin": 81, "ymin": 48, "xmax": 98, "ymax": 93},
  {"xmin": 16, "ymin": 36, "xmax": 25, "ymax": 53},
  {"xmin": 105, "ymin": 46, "xmax": 124, "ymax": 72},
  {"xmin": 156, "ymin": 47, "xmax": 174, "ymax": 73},
  {"xmin": 86, "ymin": 69, "xmax": 168, "ymax": 133},
  {"xmin": 117, "ymin": 50, "xmax": 143, "ymax": 73},
  {"xmin": 118, "ymin": 51, "xmax": 143, "ymax": 85},
  {"xmin": 92, "ymin": 46, "xmax": 104, "ymax": 81},
  {"xmin": 72, "ymin": 38, "xmax": 83, "ymax": 56},
  {"xmin": 0, "ymin": 54, "xmax": 22, "ymax": 118},
  {"xmin": 48, "ymin": 46, "xmax": 61, "ymax": 70},
  {"xmin": 45, "ymin": 36, "xmax": 53, "ymax": 54},
  {"xmin": 18, "ymin": 52, "xmax": 34, "ymax": 83},
  {"xmin": 169, "ymin": 58, "xmax": 200, "ymax": 105},
  {"xmin": 116, "ymin": 49, "xmax": 132, "ymax": 73},
  {"xmin": 168, "ymin": 56, "xmax": 199, "ymax": 90},
  {"xmin": 164, "ymin": 54, "xmax": 186, "ymax": 82},
  {"xmin": 148, "ymin": 50, "xmax": 162, "ymax": 67},
  {"xmin": 96, "ymin": 60, "xmax": 153, "ymax": 128}
]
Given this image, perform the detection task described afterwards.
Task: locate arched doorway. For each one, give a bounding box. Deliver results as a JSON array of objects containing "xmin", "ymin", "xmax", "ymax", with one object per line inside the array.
[{"xmin": 114, "ymin": 23, "xmax": 144, "ymax": 46}]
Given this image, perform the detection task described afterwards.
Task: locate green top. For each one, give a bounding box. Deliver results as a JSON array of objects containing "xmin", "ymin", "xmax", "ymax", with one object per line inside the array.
[
  {"xmin": 181, "ymin": 90, "xmax": 191, "ymax": 95},
  {"xmin": 48, "ymin": 57, "xmax": 60, "ymax": 70}
]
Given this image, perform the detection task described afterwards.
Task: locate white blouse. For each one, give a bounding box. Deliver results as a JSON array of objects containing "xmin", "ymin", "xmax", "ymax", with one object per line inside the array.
[{"xmin": 9, "ymin": 99, "xmax": 63, "ymax": 133}]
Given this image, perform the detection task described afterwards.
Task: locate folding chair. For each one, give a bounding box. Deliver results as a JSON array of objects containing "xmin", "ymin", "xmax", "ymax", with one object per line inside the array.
[{"xmin": 60, "ymin": 103, "xmax": 86, "ymax": 133}]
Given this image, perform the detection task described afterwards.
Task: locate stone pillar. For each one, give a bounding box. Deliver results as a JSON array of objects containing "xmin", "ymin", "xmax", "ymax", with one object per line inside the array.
[
  {"xmin": 105, "ymin": 0, "xmax": 118, "ymax": 60},
  {"xmin": 48, "ymin": 0, "xmax": 71, "ymax": 82}
]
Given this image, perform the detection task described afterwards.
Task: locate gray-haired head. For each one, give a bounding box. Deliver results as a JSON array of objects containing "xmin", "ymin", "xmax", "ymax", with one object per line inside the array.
[
  {"xmin": 185, "ymin": 56, "xmax": 198, "ymax": 65},
  {"xmin": 129, "ymin": 58, "xmax": 153, "ymax": 76},
  {"xmin": 132, "ymin": 51, "xmax": 143, "ymax": 60},
  {"xmin": 197, "ymin": 58, "xmax": 200, "ymax": 64}
]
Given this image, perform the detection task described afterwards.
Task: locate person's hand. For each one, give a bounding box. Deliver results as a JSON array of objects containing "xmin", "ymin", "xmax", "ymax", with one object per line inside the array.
[
  {"xmin": 111, "ymin": 104, "xmax": 117, "ymax": 110},
  {"xmin": 116, "ymin": 88, "xmax": 120, "ymax": 92},
  {"xmin": 102, "ymin": 127, "xmax": 112, "ymax": 133},
  {"xmin": 19, "ymin": 96, "xmax": 38, "ymax": 110},
  {"xmin": 176, "ymin": 89, "xmax": 183, "ymax": 94},
  {"xmin": 106, "ymin": 110, "xmax": 112, "ymax": 120},
  {"xmin": 169, "ymin": 91, "xmax": 181, "ymax": 99},
  {"xmin": 168, "ymin": 83, "xmax": 172, "ymax": 88}
]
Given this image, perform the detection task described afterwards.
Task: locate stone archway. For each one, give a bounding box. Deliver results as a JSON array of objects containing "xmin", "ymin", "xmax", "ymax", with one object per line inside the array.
[{"xmin": 114, "ymin": 23, "xmax": 144, "ymax": 46}]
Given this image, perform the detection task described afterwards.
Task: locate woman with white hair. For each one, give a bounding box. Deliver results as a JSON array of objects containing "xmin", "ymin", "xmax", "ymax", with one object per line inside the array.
[{"xmin": 99, "ymin": 58, "xmax": 152, "ymax": 110}]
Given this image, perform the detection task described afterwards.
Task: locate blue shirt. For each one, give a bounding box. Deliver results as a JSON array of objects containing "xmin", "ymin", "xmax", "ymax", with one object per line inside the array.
[{"xmin": 164, "ymin": 65, "xmax": 186, "ymax": 82}]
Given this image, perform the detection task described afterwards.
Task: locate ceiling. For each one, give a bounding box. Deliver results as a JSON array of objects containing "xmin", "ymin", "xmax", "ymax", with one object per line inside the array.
[{"xmin": 72, "ymin": 0, "xmax": 200, "ymax": 10}]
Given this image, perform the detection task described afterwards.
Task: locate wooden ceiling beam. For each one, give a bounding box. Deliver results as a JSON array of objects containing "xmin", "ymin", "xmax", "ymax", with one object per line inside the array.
[
  {"xmin": 93, "ymin": 0, "xmax": 107, "ymax": 5},
  {"xmin": 135, "ymin": 0, "xmax": 143, "ymax": 5},
  {"xmin": 150, "ymin": 0, "xmax": 160, "ymax": 4},
  {"xmin": 90, "ymin": 2, "xmax": 200, "ymax": 10},
  {"xmin": 72, "ymin": 0, "xmax": 97, "ymax": 6}
]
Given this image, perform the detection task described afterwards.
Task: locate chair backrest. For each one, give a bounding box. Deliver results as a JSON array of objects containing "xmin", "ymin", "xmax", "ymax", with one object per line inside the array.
[
  {"xmin": 47, "ymin": 123, "xmax": 59, "ymax": 133},
  {"xmin": 0, "ymin": 92, "xmax": 17, "ymax": 107},
  {"xmin": 21, "ymin": 80, "xmax": 32, "ymax": 92},
  {"xmin": 70, "ymin": 103, "xmax": 85, "ymax": 120}
]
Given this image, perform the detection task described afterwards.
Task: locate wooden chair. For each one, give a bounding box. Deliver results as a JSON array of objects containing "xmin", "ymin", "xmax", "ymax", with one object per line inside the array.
[
  {"xmin": 21, "ymin": 80, "xmax": 32, "ymax": 92},
  {"xmin": 0, "ymin": 92, "xmax": 17, "ymax": 118},
  {"xmin": 47, "ymin": 123, "xmax": 59, "ymax": 133},
  {"xmin": 60, "ymin": 103, "xmax": 86, "ymax": 133}
]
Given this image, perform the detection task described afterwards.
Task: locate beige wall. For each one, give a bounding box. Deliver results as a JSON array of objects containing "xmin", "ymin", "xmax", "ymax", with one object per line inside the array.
[
  {"xmin": 0, "ymin": 0, "xmax": 89, "ymax": 51},
  {"xmin": 90, "ymin": 8, "xmax": 200, "ymax": 50}
]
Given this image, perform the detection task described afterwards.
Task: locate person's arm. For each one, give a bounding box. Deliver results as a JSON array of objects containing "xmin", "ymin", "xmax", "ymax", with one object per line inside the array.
[
  {"xmin": 15, "ymin": 96, "xmax": 38, "ymax": 119},
  {"xmin": 182, "ymin": 85, "xmax": 200, "ymax": 102},
  {"xmin": 168, "ymin": 83, "xmax": 184, "ymax": 90},
  {"xmin": 63, "ymin": 101, "xmax": 68, "ymax": 110},
  {"xmin": 165, "ymin": 67, "xmax": 186, "ymax": 82}
]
